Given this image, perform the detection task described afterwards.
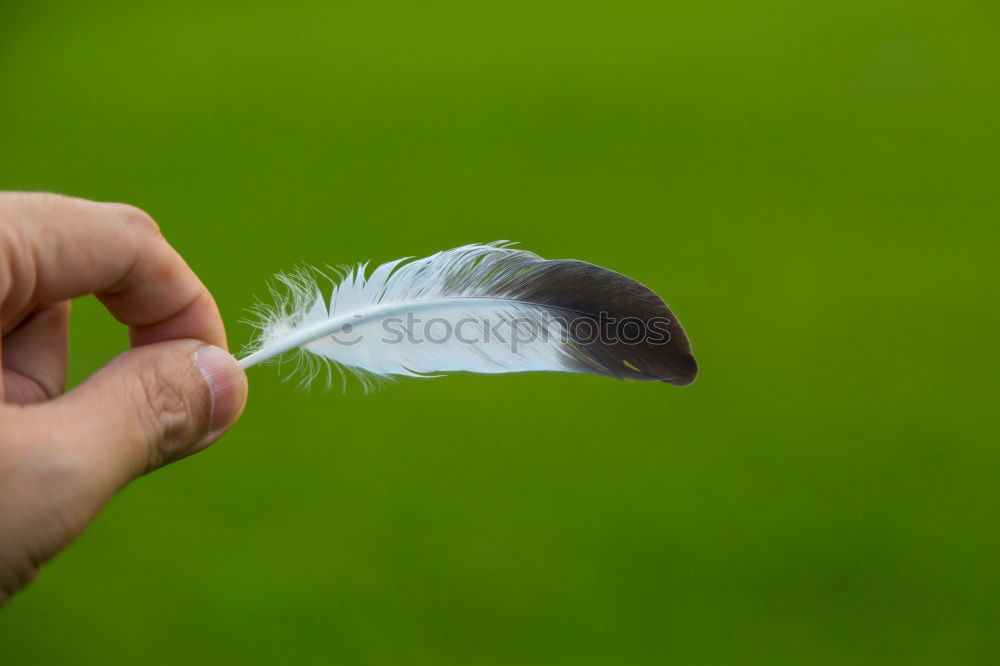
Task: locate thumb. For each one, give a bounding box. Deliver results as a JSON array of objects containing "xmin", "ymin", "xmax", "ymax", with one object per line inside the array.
[{"xmin": 57, "ymin": 340, "xmax": 248, "ymax": 486}]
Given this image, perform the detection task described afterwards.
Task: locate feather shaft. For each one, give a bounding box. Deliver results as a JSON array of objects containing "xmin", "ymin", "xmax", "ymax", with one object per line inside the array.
[{"xmin": 238, "ymin": 297, "xmax": 529, "ymax": 369}]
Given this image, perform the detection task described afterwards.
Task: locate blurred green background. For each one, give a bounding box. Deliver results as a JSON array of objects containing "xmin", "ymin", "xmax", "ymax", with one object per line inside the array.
[{"xmin": 1, "ymin": 1, "xmax": 998, "ymax": 663}]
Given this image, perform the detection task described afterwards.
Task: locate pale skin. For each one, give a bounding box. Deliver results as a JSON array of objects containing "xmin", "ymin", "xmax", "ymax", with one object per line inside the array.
[{"xmin": 0, "ymin": 193, "xmax": 249, "ymax": 604}]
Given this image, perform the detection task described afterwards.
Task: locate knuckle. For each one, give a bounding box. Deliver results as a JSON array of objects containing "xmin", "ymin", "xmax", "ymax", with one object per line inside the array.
[
  {"xmin": 111, "ymin": 203, "xmax": 161, "ymax": 237},
  {"xmin": 134, "ymin": 365, "xmax": 207, "ymax": 467}
]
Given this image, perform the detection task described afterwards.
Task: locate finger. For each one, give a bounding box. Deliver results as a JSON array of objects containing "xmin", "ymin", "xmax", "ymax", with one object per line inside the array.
[
  {"xmin": 1, "ymin": 301, "xmax": 70, "ymax": 404},
  {"xmin": 0, "ymin": 341, "xmax": 245, "ymax": 603},
  {"xmin": 0, "ymin": 193, "xmax": 226, "ymax": 349},
  {"xmin": 50, "ymin": 340, "xmax": 247, "ymax": 490}
]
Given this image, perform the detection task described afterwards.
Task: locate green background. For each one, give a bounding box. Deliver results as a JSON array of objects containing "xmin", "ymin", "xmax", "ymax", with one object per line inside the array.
[{"xmin": 1, "ymin": 1, "xmax": 998, "ymax": 663}]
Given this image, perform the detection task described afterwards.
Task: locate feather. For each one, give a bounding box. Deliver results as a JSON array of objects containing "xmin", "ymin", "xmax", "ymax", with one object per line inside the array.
[{"xmin": 239, "ymin": 242, "xmax": 697, "ymax": 390}]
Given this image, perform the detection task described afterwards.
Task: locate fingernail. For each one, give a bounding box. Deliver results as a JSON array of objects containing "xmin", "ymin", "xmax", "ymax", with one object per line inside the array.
[{"xmin": 193, "ymin": 345, "xmax": 248, "ymax": 445}]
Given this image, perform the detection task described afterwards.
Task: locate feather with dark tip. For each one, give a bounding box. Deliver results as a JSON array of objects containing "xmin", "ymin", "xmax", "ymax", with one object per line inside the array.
[{"xmin": 240, "ymin": 242, "xmax": 698, "ymax": 391}]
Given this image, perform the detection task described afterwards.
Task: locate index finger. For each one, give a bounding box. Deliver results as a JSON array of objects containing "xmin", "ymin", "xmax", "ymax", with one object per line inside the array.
[{"xmin": 0, "ymin": 193, "xmax": 226, "ymax": 349}]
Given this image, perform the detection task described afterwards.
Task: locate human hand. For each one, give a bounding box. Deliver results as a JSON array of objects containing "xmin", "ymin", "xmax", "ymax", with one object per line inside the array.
[{"xmin": 0, "ymin": 193, "xmax": 248, "ymax": 604}]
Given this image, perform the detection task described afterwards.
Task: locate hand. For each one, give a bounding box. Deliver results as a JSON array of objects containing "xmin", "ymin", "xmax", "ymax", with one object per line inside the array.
[{"xmin": 0, "ymin": 193, "xmax": 248, "ymax": 604}]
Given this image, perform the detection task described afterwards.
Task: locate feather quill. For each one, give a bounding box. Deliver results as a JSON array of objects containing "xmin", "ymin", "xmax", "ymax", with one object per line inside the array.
[{"xmin": 240, "ymin": 242, "xmax": 697, "ymax": 390}]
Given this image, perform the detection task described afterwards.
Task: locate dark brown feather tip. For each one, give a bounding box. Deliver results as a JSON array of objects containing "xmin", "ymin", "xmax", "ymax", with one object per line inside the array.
[{"xmin": 480, "ymin": 255, "xmax": 699, "ymax": 386}]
